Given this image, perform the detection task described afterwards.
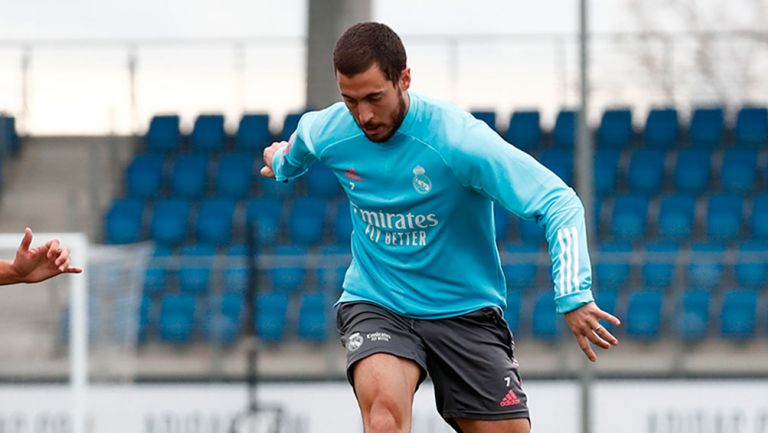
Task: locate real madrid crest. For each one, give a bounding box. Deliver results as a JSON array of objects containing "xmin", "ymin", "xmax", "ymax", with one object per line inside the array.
[{"xmin": 412, "ymin": 165, "xmax": 432, "ymax": 194}]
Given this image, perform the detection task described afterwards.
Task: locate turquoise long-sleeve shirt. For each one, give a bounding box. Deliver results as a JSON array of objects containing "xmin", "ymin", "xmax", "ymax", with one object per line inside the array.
[{"xmin": 272, "ymin": 92, "xmax": 594, "ymax": 319}]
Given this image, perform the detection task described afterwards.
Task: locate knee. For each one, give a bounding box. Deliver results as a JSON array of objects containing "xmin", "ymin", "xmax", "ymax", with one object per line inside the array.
[{"xmin": 365, "ymin": 398, "xmax": 406, "ymax": 433}]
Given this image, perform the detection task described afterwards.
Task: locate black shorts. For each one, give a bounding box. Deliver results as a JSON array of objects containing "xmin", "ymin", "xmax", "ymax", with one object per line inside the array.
[{"xmin": 336, "ymin": 301, "xmax": 530, "ymax": 432}]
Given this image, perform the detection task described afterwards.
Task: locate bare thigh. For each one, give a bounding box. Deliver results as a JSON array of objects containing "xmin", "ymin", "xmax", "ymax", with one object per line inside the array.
[{"xmin": 352, "ymin": 353, "xmax": 423, "ymax": 433}]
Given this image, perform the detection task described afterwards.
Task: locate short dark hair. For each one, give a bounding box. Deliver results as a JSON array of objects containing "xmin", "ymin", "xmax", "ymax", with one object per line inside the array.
[{"xmin": 333, "ymin": 22, "xmax": 407, "ymax": 83}]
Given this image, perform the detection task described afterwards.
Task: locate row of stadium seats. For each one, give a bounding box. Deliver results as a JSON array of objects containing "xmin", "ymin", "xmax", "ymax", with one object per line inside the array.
[
  {"xmin": 123, "ymin": 153, "xmax": 339, "ymax": 199},
  {"xmin": 105, "ymin": 197, "xmax": 353, "ymax": 246},
  {"xmin": 518, "ymin": 288, "xmax": 768, "ymax": 341},
  {"xmin": 133, "ymin": 287, "xmax": 768, "ymax": 345},
  {"xmin": 478, "ymin": 106, "xmax": 768, "ymax": 149},
  {"xmin": 145, "ymin": 106, "xmax": 768, "ymax": 156},
  {"xmin": 136, "ymin": 240, "xmax": 766, "ymax": 298},
  {"xmin": 105, "ymin": 192, "xmax": 768, "ymax": 247},
  {"xmin": 119, "ymin": 146, "xmax": 767, "ymax": 201}
]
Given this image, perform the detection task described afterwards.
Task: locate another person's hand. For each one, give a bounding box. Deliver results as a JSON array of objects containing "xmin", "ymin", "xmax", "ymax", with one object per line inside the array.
[
  {"xmin": 564, "ymin": 301, "xmax": 621, "ymax": 362},
  {"xmin": 260, "ymin": 141, "xmax": 289, "ymax": 179},
  {"xmin": 11, "ymin": 228, "xmax": 83, "ymax": 284}
]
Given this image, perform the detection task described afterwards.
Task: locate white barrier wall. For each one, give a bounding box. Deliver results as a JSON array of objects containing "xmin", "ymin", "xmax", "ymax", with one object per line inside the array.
[{"xmin": 0, "ymin": 380, "xmax": 766, "ymax": 433}]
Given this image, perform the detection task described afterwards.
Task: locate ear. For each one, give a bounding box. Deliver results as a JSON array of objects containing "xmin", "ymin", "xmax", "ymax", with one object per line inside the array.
[{"xmin": 399, "ymin": 67, "xmax": 411, "ymax": 92}]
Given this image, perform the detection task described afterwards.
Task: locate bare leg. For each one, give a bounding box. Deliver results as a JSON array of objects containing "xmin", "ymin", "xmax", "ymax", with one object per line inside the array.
[{"xmin": 352, "ymin": 353, "xmax": 422, "ymax": 433}]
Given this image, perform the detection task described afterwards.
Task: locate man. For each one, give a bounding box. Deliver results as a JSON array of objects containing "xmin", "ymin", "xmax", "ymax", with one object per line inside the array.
[
  {"xmin": 0, "ymin": 228, "xmax": 82, "ymax": 285},
  {"xmin": 261, "ymin": 22, "xmax": 619, "ymax": 433}
]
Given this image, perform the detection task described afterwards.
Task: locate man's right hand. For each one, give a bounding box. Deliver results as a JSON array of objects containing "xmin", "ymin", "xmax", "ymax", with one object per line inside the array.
[{"xmin": 260, "ymin": 141, "xmax": 288, "ymax": 179}]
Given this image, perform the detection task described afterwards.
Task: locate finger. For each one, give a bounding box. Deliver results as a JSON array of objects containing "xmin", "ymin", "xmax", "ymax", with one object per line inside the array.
[
  {"xmin": 260, "ymin": 166, "xmax": 275, "ymax": 179},
  {"xmin": 63, "ymin": 266, "xmax": 83, "ymax": 274},
  {"xmin": 45, "ymin": 240, "xmax": 61, "ymax": 258},
  {"xmin": 576, "ymin": 334, "xmax": 597, "ymax": 362},
  {"xmin": 55, "ymin": 251, "xmax": 71, "ymax": 270},
  {"xmin": 598, "ymin": 310, "xmax": 622, "ymax": 327},
  {"xmin": 587, "ymin": 328, "xmax": 613, "ymax": 349},
  {"xmin": 19, "ymin": 228, "xmax": 33, "ymax": 251},
  {"xmin": 594, "ymin": 326, "xmax": 620, "ymax": 346}
]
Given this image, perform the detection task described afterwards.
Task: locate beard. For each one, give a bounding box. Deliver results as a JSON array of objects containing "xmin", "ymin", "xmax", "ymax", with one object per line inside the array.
[{"xmin": 360, "ymin": 91, "xmax": 408, "ymax": 143}]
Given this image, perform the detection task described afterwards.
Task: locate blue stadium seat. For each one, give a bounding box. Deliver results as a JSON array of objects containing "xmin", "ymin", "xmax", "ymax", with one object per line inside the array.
[
  {"xmin": 260, "ymin": 176, "xmax": 297, "ymax": 197},
  {"xmin": 104, "ymin": 198, "xmax": 144, "ymax": 244},
  {"xmin": 126, "ymin": 154, "xmax": 164, "ymax": 198},
  {"xmin": 657, "ymin": 194, "xmax": 696, "ymax": 240},
  {"xmin": 504, "ymin": 291, "xmax": 521, "ymax": 334},
  {"xmin": 236, "ymin": 114, "xmax": 270, "ymax": 151},
  {"xmin": 290, "ymin": 197, "xmax": 327, "ymax": 245},
  {"xmin": 705, "ymin": 194, "xmax": 743, "ymax": 241},
  {"xmin": 245, "ymin": 197, "xmax": 282, "ymax": 245},
  {"xmin": 689, "ymin": 107, "xmax": 724, "ymax": 147},
  {"xmin": 203, "ymin": 293, "xmax": 243, "ymax": 344},
  {"xmin": 494, "ymin": 205, "xmax": 511, "ymax": 242},
  {"xmin": 720, "ymin": 149, "xmax": 758, "ymax": 193},
  {"xmin": 471, "ymin": 110, "xmax": 497, "ymax": 131},
  {"xmin": 597, "ymin": 109, "xmax": 632, "ymax": 148},
  {"xmin": 676, "ymin": 289, "xmax": 711, "ymax": 341},
  {"xmin": 595, "ymin": 242, "xmax": 633, "ymax": 291},
  {"xmin": 752, "ymin": 194, "xmax": 768, "ymax": 239},
  {"xmin": 644, "ymin": 108, "xmax": 678, "ymax": 148},
  {"xmin": 720, "ymin": 289, "xmax": 758, "ymax": 340},
  {"xmin": 334, "ymin": 200, "xmax": 353, "ymax": 245},
  {"xmin": 170, "ymin": 153, "xmax": 208, "ymax": 198},
  {"xmin": 316, "ymin": 244, "xmax": 350, "ymax": 292},
  {"xmin": 611, "ymin": 195, "xmax": 649, "ymax": 241},
  {"xmin": 538, "ymin": 151, "xmax": 573, "ymax": 185},
  {"xmin": 144, "ymin": 247, "xmax": 173, "ymax": 297},
  {"xmin": 191, "ymin": 114, "xmax": 225, "ymax": 152},
  {"xmin": 642, "ymin": 242, "xmax": 679, "ymax": 290},
  {"xmin": 531, "ymin": 291, "xmax": 560, "ymax": 340},
  {"xmin": 196, "ymin": 198, "xmax": 236, "ymax": 247},
  {"xmin": 216, "ymin": 152, "xmax": 253, "ymax": 198},
  {"xmin": 735, "ymin": 242, "xmax": 768, "ymax": 289},
  {"xmin": 553, "ymin": 110, "xmax": 576, "ymax": 149},
  {"xmin": 627, "ymin": 149, "xmax": 665, "ymax": 193},
  {"xmin": 506, "ymin": 111, "xmax": 540, "ymax": 151},
  {"xmin": 222, "ymin": 245, "xmax": 248, "ymax": 294},
  {"xmin": 502, "ymin": 243, "xmax": 540, "ymax": 290},
  {"xmin": 0, "ymin": 115, "xmax": 20, "ymax": 156},
  {"xmin": 735, "ymin": 107, "xmax": 768, "ymax": 147},
  {"xmin": 146, "ymin": 115, "xmax": 181, "ymax": 153},
  {"xmin": 687, "ymin": 243, "xmax": 726, "ymax": 290},
  {"xmin": 158, "ymin": 293, "xmax": 197, "ymax": 344},
  {"xmin": 255, "ymin": 292, "xmax": 289, "ymax": 342},
  {"xmin": 177, "ymin": 244, "xmax": 215, "ymax": 296},
  {"xmin": 518, "ymin": 218, "xmax": 545, "ymax": 244},
  {"xmin": 673, "ymin": 149, "xmax": 711, "ymax": 193},
  {"xmin": 595, "ymin": 150, "xmax": 620, "ymax": 195},
  {"xmin": 270, "ymin": 246, "xmax": 308, "ymax": 293},
  {"xmin": 150, "ymin": 199, "xmax": 191, "ymax": 246},
  {"xmin": 298, "ymin": 292, "xmax": 328, "ymax": 341},
  {"xmin": 625, "ymin": 291, "xmax": 663, "ymax": 340},
  {"xmin": 307, "ymin": 165, "xmax": 340, "ymax": 197},
  {"xmin": 280, "ymin": 112, "xmax": 304, "ymax": 141}
]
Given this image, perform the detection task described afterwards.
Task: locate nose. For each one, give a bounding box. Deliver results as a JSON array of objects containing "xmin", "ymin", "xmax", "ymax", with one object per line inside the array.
[{"xmin": 358, "ymin": 105, "xmax": 374, "ymax": 125}]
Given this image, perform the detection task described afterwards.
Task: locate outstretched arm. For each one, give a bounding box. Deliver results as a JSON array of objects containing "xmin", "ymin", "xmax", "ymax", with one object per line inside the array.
[{"xmin": 0, "ymin": 228, "xmax": 83, "ymax": 285}]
